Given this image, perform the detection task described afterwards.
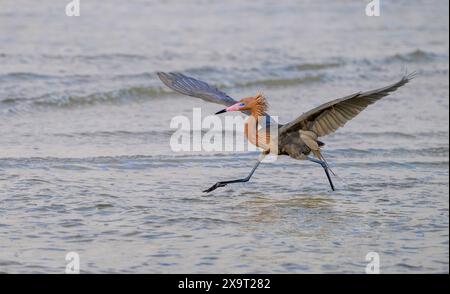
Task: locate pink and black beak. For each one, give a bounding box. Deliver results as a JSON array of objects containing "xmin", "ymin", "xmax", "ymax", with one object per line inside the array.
[{"xmin": 215, "ymin": 102, "xmax": 243, "ymax": 115}]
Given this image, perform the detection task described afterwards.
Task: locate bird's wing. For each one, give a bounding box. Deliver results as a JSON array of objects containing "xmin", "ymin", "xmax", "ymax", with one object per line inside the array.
[
  {"xmin": 157, "ymin": 72, "xmax": 237, "ymax": 107},
  {"xmin": 279, "ymin": 72, "xmax": 415, "ymax": 137}
]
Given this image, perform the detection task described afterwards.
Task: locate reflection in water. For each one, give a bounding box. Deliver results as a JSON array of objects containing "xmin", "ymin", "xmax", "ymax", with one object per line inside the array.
[{"xmin": 243, "ymin": 195, "xmax": 335, "ymax": 223}]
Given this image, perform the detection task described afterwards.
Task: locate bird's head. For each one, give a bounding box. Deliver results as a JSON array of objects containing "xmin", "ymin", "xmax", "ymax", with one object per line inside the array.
[{"xmin": 215, "ymin": 94, "xmax": 268, "ymax": 116}]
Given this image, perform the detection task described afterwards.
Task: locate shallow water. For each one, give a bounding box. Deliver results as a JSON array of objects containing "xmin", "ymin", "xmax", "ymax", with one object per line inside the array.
[{"xmin": 0, "ymin": 0, "xmax": 448, "ymax": 273}]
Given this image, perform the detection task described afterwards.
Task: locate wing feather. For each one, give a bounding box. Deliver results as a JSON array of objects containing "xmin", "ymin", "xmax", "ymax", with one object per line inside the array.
[
  {"xmin": 157, "ymin": 72, "xmax": 237, "ymax": 106},
  {"xmin": 280, "ymin": 73, "xmax": 415, "ymax": 137}
]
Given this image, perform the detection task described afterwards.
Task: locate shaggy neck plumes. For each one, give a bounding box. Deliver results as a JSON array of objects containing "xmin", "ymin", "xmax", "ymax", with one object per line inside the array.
[{"xmin": 250, "ymin": 94, "xmax": 268, "ymax": 118}]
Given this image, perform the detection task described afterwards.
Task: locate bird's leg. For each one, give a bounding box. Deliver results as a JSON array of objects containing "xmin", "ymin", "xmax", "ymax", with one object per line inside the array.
[
  {"xmin": 307, "ymin": 156, "xmax": 335, "ymax": 191},
  {"xmin": 203, "ymin": 154, "xmax": 266, "ymax": 193}
]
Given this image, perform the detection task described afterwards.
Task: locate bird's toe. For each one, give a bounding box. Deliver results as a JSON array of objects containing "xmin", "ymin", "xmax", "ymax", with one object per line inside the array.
[{"xmin": 202, "ymin": 182, "xmax": 226, "ymax": 193}]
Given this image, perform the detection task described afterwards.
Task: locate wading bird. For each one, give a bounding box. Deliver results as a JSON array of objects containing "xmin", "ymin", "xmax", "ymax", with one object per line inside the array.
[{"xmin": 158, "ymin": 71, "xmax": 414, "ymax": 192}]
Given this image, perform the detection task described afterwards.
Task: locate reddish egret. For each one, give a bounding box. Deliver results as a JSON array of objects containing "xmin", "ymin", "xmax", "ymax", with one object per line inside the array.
[{"xmin": 158, "ymin": 72, "xmax": 414, "ymax": 192}]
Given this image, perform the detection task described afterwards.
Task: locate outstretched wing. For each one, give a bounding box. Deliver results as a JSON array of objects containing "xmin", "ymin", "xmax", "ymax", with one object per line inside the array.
[
  {"xmin": 279, "ymin": 72, "xmax": 415, "ymax": 137},
  {"xmin": 157, "ymin": 72, "xmax": 237, "ymax": 107}
]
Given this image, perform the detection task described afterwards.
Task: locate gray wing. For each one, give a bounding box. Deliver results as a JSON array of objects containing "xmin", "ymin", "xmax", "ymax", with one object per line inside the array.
[
  {"xmin": 279, "ymin": 72, "xmax": 415, "ymax": 137},
  {"xmin": 157, "ymin": 72, "xmax": 237, "ymax": 107}
]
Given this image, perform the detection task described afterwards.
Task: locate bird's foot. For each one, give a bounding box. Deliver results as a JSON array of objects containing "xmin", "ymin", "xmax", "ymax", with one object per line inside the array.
[{"xmin": 203, "ymin": 182, "xmax": 227, "ymax": 193}]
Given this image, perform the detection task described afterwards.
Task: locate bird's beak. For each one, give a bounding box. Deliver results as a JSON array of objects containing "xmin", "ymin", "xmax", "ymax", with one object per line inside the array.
[
  {"xmin": 215, "ymin": 109, "xmax": 227, "ymax": 115},
  {"xmin": 215, "ymin": 102, "xmax": 242, "ymax": 115}
]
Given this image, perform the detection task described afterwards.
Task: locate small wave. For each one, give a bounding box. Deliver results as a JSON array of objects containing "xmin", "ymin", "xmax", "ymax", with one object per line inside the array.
[
  {"xmin": 52, "ymin": 130, "xmax": 174, "ymax": 139},
  {"xmin": 339, "ymin": 160, "xmax": 449, "ymax": 169},
  {"xmin": 30, "ymin": 53, "xmax": 148, "ymax": 62},
  {"xmin": 343, "ymin": 131, "xmax": 417, "ymax": 139},
  {"xmin": 235, "ymin": 75, "xmax": 325, "ymax": 88},
  {"xmin": 0, "ymin": 85, "xmax": 171, "ymax": 109},
  {"xmin": 31, "ymin": 86, "xmax": 171, "ymax": 108},
  {"xmin": 286, "ymin": 62, "xmax": 343, "ymax": 72},
  {"xmin": 385, "ymin": 49, "xmax": 441, "ymax": 63},
  {"xmin": 166, "ymin": 217, "xmax": 241, "ymax": 226},
  {"xmin": 396, "ymin": 263, "xmax": 425, "ymax": 270},
  {"xmin": 111, "ymin": 72, "xmax": 155, "ymax": 81},
  {"xmin": 0, "ymin": 52, "xmax": 147, "ymax": 59},
  {"xmin": 0, "ymin": 72, "xmax": 56, "ymax": 81},
  {"xmin": 332, "ymin": 147, "xmax": 449, "ymax": 157}
]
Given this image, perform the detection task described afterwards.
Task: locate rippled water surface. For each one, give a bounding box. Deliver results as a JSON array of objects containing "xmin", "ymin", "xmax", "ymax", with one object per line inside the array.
[{"xmin": 0, "ymin": 0, "xmax": 449, "ymax": 273}]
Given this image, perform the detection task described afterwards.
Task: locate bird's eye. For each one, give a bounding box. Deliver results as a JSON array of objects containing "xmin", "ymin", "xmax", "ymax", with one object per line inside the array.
[{"xmin": 239, "ymin": 103, "xmax": 245, "ymax": 107}]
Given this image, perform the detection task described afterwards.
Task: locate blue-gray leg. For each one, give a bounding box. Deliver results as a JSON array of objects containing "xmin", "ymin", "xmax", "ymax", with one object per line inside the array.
[
  {"xmin": 203, "ymin": 156, "xmax": 264, "ymax": 193},
  {"xmin": 307, "ymin": 156, "xmax": 336, "ymax": 191}
]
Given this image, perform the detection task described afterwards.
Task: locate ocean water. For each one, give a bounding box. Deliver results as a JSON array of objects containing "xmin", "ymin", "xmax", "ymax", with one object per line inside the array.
[{"xmin": 0, "ymin": 0, "xmax": 448, "ymax": 273}]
